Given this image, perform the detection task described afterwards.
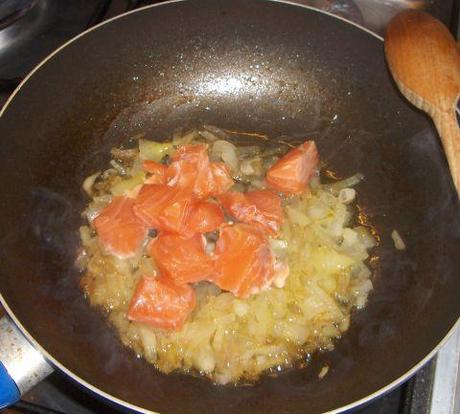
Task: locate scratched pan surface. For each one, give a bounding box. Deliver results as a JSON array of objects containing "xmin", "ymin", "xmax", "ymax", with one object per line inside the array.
[{"xmin": 0, "ymin": 1, "xmax": 459, "ymax": 413}]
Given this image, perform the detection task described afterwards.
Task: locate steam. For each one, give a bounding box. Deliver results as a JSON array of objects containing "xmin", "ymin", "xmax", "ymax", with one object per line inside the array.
[{"xmin": 29, "ymin": 187, "xmax": 81, "ymax": 265}]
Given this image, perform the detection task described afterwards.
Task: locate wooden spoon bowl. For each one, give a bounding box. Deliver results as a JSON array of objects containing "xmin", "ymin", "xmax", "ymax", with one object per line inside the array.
[{"xmin": 385, "ymin": 10, "xmax": 460, "ymax": 195}]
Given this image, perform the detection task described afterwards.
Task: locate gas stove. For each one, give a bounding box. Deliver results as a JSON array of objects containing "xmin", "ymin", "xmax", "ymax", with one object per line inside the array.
[{"xmin": 1, "ymin": 1, "xmax": 459, "ymax": 413}]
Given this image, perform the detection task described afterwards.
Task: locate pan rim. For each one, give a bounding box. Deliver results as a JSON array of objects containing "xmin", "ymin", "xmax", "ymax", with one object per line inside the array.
[
  {"xmin": 0, "ymin": 1, "xmax": 457, "ymax": 413},
  {"xmin": 0, "ymin": 0, "xmax": 384, "ymax": 124}
]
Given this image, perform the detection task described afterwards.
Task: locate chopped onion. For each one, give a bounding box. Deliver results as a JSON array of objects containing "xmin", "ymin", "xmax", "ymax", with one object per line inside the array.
[
  {"xmin": 338, "ymin": 188, "xmax": 356, "ymax": 204},
  {"xmin": 318, "ymin": 365, "xmax": 329, "ymax": 379},
  {"xmin": 110, "ymin": 160, "xmax": 127, "ymax": 176},
  {"xmin": 110, "ymin": 173, "xmax": 145, "ymax": 196},
  {"xmin": 307, "ymin": 202, "xmax": 329, "ymax": 220},
  {"xmin": 342, "ymin": 228, "xmax": 359, "ymax": 246},
  {"xmin": 173, "ymin": 129, "xmax": 199, "ymax": 146},
  {"xmin": 391, "ymin": 229, "xmax": 406, "ymax": 250},
  {"xmin": 240, "ymin": 157, "xmax": 263, "ymax": 176},
  {"xmin": 273, "ymin": 261, "xmax": 289, "ymax": 288},
  {"xmin": 101, "ymin": 168, "xmax": 117, "ymax": 180},
  {"xmin": 285, "ymin": 206, "xmax": 310, "ymax": 227},
  {"xmin": 80, "ymin": 131, "xmax": 377, "ymax": 386},
  {"xmin": 269, "ymin": 238, "xmax": 289, "ymax": 258},
  {"xmin": 234, "ymin": 301, "xmax": 249, "ymax": 316},
  {"xmin": 205, "ymin": 241, "xmax": 216, "ymax": 255},
  {"xmin": 139, "ymin": 139, "xmax": 175, "ymax": 162},
  {"xmin": 354, "ymin": 226, "xmax": 377, "ymax": 248},
  {"xmin": 248, "ymin": 178, "xmax": 266, "ymax": 190},
  {"xmin": 240, "ymin": 159, "xmax": 255, "ymax": 175},
  {"xmin": 85, "ymin": 195, "xmax": 111, "ymax": 222},
  {"xmin": 82, "ymin": 172, "xmax": 100, "ymax": 196},
  {"xmin": 199, "ymin": 130, "xmax": 220, "ymax": 142},
  {"xmin": 129, "ymin": 158, "xmax": 143, "ymax": 176},
  {"xmin": 211, "ymin": 140, "xmax": 239, "ymax": 172},
  {"xmin": 324, "ymin": 173, "xmax": 364, "ymax": 194},
  {"xmin": 355, "ymin": 280, "xmax": 373, "ymax": 309},
  {"xmin": 79, "ymin": 226, "xmax": 92, "ymax": 246},
  {"xmin": 138, "ymin": 325, "xmax": 158, "ymax": 362},
  {"xmin": 203, "ymin": 124, "xmax": 229, "ymax": 140},
  {"xmin": 237, "ymin": 146, "xmax": 262, "ymax": 158},
  {"xmin": 309, "ymin": 175, "xmax": 320, "ymax": 189},
  {"xmin": 110, "ymin": 148, "xmax": 138, "ymax": 161}
]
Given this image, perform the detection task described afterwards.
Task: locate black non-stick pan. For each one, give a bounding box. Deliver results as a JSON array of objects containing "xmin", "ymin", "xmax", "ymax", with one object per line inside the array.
[{"xmin": 0, "ymin": 1, "xmax": 459, "ymax": 413}]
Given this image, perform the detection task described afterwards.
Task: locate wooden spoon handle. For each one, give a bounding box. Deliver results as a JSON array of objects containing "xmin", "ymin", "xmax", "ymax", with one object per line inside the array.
[{"xmin": 432, "ymin": 110, "xmax": 460, "ymax": 195}]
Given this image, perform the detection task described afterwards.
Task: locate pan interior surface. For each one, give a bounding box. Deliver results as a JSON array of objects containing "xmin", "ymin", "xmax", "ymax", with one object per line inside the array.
[{"xmin": 0, "ymin": 1, "xmax": 459, "ymax": 413}]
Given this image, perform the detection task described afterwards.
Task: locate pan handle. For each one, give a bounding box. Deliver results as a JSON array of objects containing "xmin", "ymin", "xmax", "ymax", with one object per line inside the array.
[
  {"xmin": 0, "ymin": 316, "xmax": 53, "ymax": 408},
  {"xmin": 0, "ymin": 362, "xmax": 20, "ymax": 408}
]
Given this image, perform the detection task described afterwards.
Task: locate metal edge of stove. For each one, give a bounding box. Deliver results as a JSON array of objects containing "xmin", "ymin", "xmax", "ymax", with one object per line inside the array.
[
  {"xmin": 429, "ymin": 11, "xmax": 460, "ymax": 412},
  {"xmin": 430, "ymin": 326, "xmax": 460, "ymax": 414}
]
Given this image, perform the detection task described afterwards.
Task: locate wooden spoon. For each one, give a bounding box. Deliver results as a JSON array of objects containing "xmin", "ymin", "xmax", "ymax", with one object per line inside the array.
[{"xmin": 385, "ymin": 10, "xmax": 460, "ymax": 196}]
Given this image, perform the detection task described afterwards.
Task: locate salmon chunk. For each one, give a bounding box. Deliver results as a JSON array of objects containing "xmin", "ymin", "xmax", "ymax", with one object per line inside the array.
[
  {"xmin": 219, "ymin": 190, "xmax": 283, "ymax": 236},
  {"xmin": 149, "ymin": 233, "xmax": 215, "ymax": 284},
  {"xmin": 142, "ymin": 160, "xmax": 167, "ymax": 185},
  {"xmin": 209, "ymin": 162, "xmax": 234, "ymax": 195},
  {"xmin": 213, "ymin": 223, "xmax": 276, "ymax": 298},
  {"xmin": 133, "ymin": 184, "xmax": 193, "ymax": 233},
  {"xmin": 166, "ymin": 144, "xmax": 233, "ymax": 198},
  {"xmin": 128, "ymin": 275, "xmax": 196, "ymax": 331},
  {"xmin": 186, "ymin": 201, "xmax": 225, "ymax": 234},
  {"xmin": 94, "ymin": 196, "xmax": 147, "ymax": 258},
  {"xmin": 266, "ymin": 140, "xmax": 319, "ymax": 194}
]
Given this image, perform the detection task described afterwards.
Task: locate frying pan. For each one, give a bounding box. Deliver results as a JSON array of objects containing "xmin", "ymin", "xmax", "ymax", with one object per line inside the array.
[{"xmin": 0, "ymin": 1, "xmax": 459, "ymax": 413}]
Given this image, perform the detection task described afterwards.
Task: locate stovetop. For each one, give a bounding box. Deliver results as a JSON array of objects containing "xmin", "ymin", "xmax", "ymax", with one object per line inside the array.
[
  {"xmin": 2, "ymin": 362, "xmax": 431, "ymax": 414},
  {"xmin": 1, "ymin": 1, "xmax": 459, "ymax": 413}
]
